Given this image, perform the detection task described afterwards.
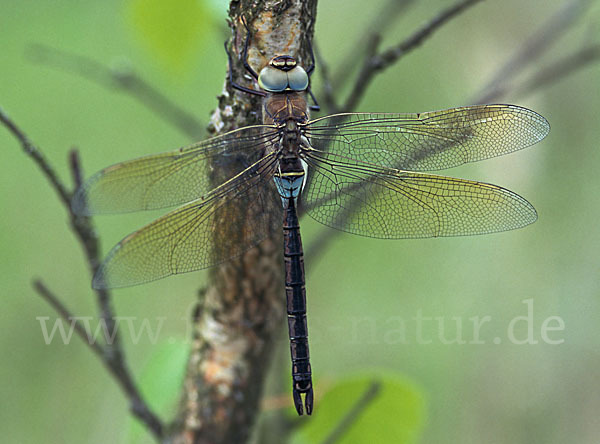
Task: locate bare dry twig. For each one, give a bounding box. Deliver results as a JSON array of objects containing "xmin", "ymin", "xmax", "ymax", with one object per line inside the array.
[
  {"xmin": 33, "ymin": 280, "xmax": 104, "ymax": 356},
  {"xmin": 314, "ymin": 42, "xmax": 337, "ymax": 113},
  {"xmin": 512, "ymin": 44, "xmax": 600, "ymax": 99},
  {"xmin": 0, "ymin": 107, "xmax": 71, "ymax": 206},
  {"xmin": 28, "ymin": 44, "xmax": 204, "ymax": 140},
  {"xmin": 474, "ymin": 43, "xmax": 600, "ymax": 104},
  {"xmin": 0, "ymin": 108, "xmax": 164, "ymax": 441},
  {"xmin": 473, "ymin": 0, "xmax": 593, "ymax": 104},
  {"xmin": 342, "ymin": 0, "xmax": 483, "ymax": 111},
  {"xmin": 32, "ymin": 279, "xmax": 163, "ymax": 435},
  {"xmin": 304, "ymin": 0, "xmax": 484, "ymax": 263},
  {"xmin": 305, "ymin": 0, "xmax": 599, "ymax": 264},
  {"xmin": 317, "ymin": 0, "xmax": 417, "ymax": 113},
  {"xmin": 333, "ymin": 0, "xmax": 417, "ymax": 88}
]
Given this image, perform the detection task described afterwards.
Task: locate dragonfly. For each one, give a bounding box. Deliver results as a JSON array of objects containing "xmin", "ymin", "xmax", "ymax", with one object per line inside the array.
[{"xmin": 72, "ymin": 25, "xmax": 549, "ymax": 415}]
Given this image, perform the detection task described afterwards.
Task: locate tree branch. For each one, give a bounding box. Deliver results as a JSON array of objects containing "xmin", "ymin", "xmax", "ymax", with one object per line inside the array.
[
  {"xmin": 474, "ymin": 43, "xmax": 600, "ymax": 104},
  {"xmin": 473, "ymin": 0, "xmax": 592, "ymax": 104},
  {"xmin": 0, "ymin": 109, "xmax": 164, "ymax": 441},
  {"xmin": 342, "ymin": 0, "xmax": 483, "ymax": 111},
  {"xmin": 33, "ymin": 279, "xmax": 104, "ymax": 356},
  {"xmin": 173, "ymin": 2, "xmax": 318, "ymax": 442},
  {"xmin": 32, "ymin": 279, "xmax": 164, "ymax": 438},
  {"xmin": 28, "ymin": 44, "xmax": 204, "ymax": 140},
  {"xmin": 304, "ymin": 0, "xmax": 483, "ymax": 262},
  {"xmin": 305, "ymin": 0, "xmax": 599, "ymax": 264},
  {"xmin": 0, "ymin": 106, "xmax": 71, "ymax": 207},
  {"xmin": 314, "ymin": 42, "xmax": 337, "ymax": 113},
  {"xmin": 308, "ymin": 0, "xmax": 593, "ymax": 267},
  {"xmin": 513, "ymin": 44, "xmax": 600, "ymax": 99},
  {"xmin": 319, "ymin": 0, "xmax": 417, "ymax": 113}
]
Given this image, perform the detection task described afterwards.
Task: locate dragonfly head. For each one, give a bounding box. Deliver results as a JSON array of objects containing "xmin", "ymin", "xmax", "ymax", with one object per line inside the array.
[{"xmin": 258, "ymin": 55, "xmax": 309, "ymax": 93}]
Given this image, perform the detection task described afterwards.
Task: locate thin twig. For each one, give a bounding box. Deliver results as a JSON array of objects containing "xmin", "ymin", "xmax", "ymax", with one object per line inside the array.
[
  {"xmin": 514, "ymin": 44, "xmax": 600, "ymax": 99},
  {"xmin": 473, "ymin": 0, "xmax": 592, "ymax": 104},
  {"xmin": 33, "ymin": 280, "xmax": 164, "ymax": 439},
  {"xmin": 320, "ymin": 380, "xmax": 382, "ymax": 444},
  {"xmin": 305, "ymin": 0, "xmax": 484, "ymax": 261},
  {"xmin": 1, "ymin": 110, "xmax": 164, "ymax": 441},
  {"xmin": 326, "ymin": 0, "xmax": 417, "ymax": 110},
  {"xmin": 0, "ymin": 107, "xmax": 71, "ymax": 207},
  {"xmin": 69, "ymin": 149, "xmax": 83, "ymax": 189},
  {"xmin": 343, "ymin": 0, "xmax": 483, "ymax": 111},
  {"xmin": 66, "ymin": 150, "xmax": 118, "ymax": 339},
  {"xmin": 314, "ymin": 42, "xmax": 337, "ymax": 113},
  {"xmin": 305, "ymin": 0, "xmax": 599, "ymax": 264},
  {"xmin": 28, "ymin": 44, "xmax": 204, "ymax": 140},
  {"xmin": 475, "ymin": 43, "xmax": 600, "ymax": 103},
  {"xmin": 33, "ymin": 279, "xmax": 104, "ymax": 356}
]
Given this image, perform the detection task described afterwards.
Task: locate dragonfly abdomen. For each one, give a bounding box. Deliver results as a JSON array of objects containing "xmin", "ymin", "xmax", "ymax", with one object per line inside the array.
[{"xmin": 283, "ymin": 197, "xmax": 313, "ymax": 415}]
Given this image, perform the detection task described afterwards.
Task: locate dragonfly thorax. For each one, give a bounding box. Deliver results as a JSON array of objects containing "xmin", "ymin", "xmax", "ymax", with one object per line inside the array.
[
  {"xmin": 271, "ymin": 112, "xmax": 309, "ymax": 206},
  {"xmin": 262, "ymin": 91, "xmax": 309, "ymax": 126}
]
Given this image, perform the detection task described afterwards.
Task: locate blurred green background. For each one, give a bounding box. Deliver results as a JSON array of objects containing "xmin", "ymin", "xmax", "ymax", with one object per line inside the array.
[{"xmin": 1, "ymin": 0, "xmax": 599, "ymax": 443}]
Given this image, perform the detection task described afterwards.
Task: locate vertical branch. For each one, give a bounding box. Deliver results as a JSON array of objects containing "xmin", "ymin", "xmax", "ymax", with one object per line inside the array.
[{"xmin": 173, "ymin": 1, "xmax": 318, "ymax": 443}]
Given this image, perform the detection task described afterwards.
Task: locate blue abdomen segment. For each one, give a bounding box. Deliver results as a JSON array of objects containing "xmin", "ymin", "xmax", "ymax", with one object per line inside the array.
[{"xmin": 274, "ymin": 174, "xmax": 304, "ymax": 206}]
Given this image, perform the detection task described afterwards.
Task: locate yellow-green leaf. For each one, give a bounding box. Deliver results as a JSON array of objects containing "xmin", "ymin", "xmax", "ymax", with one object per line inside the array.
[{"xmin": 291, "ymin": 373, "xmax": 426, "ymax": 444}]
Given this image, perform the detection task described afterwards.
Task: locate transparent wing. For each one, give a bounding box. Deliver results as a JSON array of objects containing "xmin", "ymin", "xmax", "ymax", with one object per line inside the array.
[
  {"xmin": 302, "ymin": 150, "xmax": 537, "ymax": 239},
  {"xmin": 92, "ymin": 153, "xmax": 280, "ymax": 289},
  {"xmin": 72, "ymin": 125, "xmax": 279, "ymax": 215},
  {"xmin": 304, "ymin": 104, "xmax": 549, "ymax": 171}
]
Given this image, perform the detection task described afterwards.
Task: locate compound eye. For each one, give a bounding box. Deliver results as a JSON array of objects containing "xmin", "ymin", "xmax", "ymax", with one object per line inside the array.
[
  {"xmin": 287, "ymin": 66, "xmax": 309, "ymax": 91},
  {"xmin": 258, "ymin": 66, "xmax": 288, "ymax": 92}
]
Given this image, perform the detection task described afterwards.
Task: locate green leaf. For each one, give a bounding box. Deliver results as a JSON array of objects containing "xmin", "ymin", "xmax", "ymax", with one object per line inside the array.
[
  {"xmin": 290, "ymin": 373, "xmax": 426, "ymax": 444},
  {"xmin": 127, "ymin": 341, "xmax": 188, "ymax": 444},
  {"xmin": 125, "ymin": 0, "xmax": 214, "ymax": 74}
]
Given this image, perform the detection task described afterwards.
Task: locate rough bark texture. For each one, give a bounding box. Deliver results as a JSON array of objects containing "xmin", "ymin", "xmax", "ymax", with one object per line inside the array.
[{"xmin": 172, "ymin": 1, "xmax": 318, "ymax": 443}]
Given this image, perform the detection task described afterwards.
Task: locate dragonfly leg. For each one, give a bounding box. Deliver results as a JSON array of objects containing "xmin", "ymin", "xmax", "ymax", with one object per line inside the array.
[
  {"xmin": 307, "ymin": 87, "xmax": 320, "ymax": 112},
  {"xmin": 224, "ymin": 40, "xmax": 266, "ymax": 97},
  {"xmin": 240, "ymin": 16, "xmax": 260, "ymax": 80},
  {"xmin": 302, "ymin": 28, "xmax": 321, "ymax": 111}
]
